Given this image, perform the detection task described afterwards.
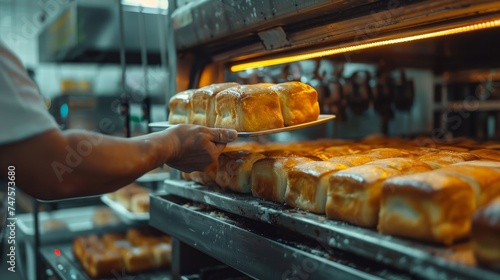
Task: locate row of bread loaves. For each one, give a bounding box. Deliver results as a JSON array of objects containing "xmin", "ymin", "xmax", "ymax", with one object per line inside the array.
[{"xmin": 168, "ymin": 82, "xmax": 320, "ymax": 132}]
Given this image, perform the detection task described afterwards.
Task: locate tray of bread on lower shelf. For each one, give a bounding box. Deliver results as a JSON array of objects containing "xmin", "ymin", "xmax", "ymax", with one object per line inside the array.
[
  {"xmin": 150, "ymin": 81, "xmax": 335, "ymax": 136},
  {"xmin": 72, "ymin": 227, "xmax": 172, "ymax": 279},
  {"xmin": 167, "ymin": 136, "xmax": 500, "ymax": 280},
  {"xmin": 101, "ymin": 183, "xmax": 153, "ymax": 222}
]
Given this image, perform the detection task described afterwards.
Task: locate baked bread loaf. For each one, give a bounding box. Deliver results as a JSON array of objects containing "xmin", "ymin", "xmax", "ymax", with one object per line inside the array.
[
  {"xmin": 434, "ymin": 163, "xmax": 500, "ymax": 207},
  {"xmin": 92, "ymin": 207, "xmax": 119, "ymax": 227},
  {"xmin": 216, "ymin": 150, "xmax": 266, "ymax": 193},
  {"xmin": 251, "ymin": 156, "xmax": 314, "ymax": 203},
  {"xmin": 378, "ymin": 172, "xmax": 476, "ymax": 245},
  {"xmin": 190, "ymin": 82, "xmax": 239, "ymax": 126},
  {"xmin": 214, "ymin": 85, "xmax": 284, "ymax": 131},
  {"xmin": 85, "ymin": 248, "xmax": 123, "ymax": 278},
  {"xmin": 471, "ymin": 197, "xmax": 500, "ymax": 269},
  {"xmin": 326, "ymin": 165, "xmax": 404, "ymax": 227},
  {"xmin": 152, "ymin": 242, "xmax": 172, "ymax": 268},
  {"xmin": 365, "ymin": 158, "xmax": 432, "ymax": 174},
  {"xmin": 269, "ymin": 82, "xmax": 320, "ymax": 126},
  {"xmin": 168, "ymin": 89, "xmax": 196, "ymax": 124},
  {"xmin": 470, "ymin": 149, "xmax": 500, "ymax": 162},
  {"xmin": 121, "ymin": 247, "xmax": 155, "ymax": 273},
  {"xmin": 131, "ymin": 192, "xmax": 150, "ymax": 213},
  {"xmin": 73, "ymin": 229, "xmax": 172, "ymax": 278},
  {"xmin": 417, "ymin": 150, "xmax": 480, "ymax": 169},
  {"xmin": 328, "ymin": 154, "xmax": 380, "ymax": 167},
  {"xmin": 73, "ymin": 234, "xmax": 100, "ymax": 263},
  {"xmin": 285, "ymin": 161, "xmax": 349, "ymax": 213},
  {"xmin": 115, "ymin": 184, "xmax": 148, "ymax": 211}
]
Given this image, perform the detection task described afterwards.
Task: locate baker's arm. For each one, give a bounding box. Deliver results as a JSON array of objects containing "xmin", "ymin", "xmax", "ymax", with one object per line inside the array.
[{"xmin": 0, "ymin": 124, "xmax": 237, "ymax": 200}]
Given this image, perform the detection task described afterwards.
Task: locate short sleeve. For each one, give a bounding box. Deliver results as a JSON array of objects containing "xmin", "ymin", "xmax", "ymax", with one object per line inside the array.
[{"xmin": 0, "ymin": 39, "xmax": 59, "ymax": 145}]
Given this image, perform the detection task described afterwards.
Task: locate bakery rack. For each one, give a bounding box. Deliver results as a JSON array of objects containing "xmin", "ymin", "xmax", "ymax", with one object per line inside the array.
[{"xmin": 148, "ymin": 180, "xmax": 500, "ymax": 280}]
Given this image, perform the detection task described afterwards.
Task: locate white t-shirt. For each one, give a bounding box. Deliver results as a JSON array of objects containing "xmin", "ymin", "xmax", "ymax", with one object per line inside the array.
[{"xmin": 0, "ymin": 39, "xmax": 58, "ymax": 145}]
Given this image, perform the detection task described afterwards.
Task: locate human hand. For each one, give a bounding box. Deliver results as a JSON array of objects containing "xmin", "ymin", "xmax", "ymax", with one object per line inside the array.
[{"xmin": 162, "ymin": 124, "xmax": 238, "ymax": 172}]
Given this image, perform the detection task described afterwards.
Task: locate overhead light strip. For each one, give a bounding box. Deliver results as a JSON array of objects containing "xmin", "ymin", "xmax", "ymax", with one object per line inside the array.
[{"xmin": 230, "ymin": 19, "xmax": 500, "ymax": 72}]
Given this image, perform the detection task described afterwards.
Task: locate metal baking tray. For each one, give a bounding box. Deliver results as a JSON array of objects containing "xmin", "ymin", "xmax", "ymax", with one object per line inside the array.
[
  {"xmin": 100, "ymin": 195, "xmax": 149, "ymax": 223},
  {"xmin": 150, "ymin": 194, "xmax": 414, "ymax": 280},
  {"xmin": 39, "ymin": 244, "xmax": 171, "ymax": 280},
  {"xmin": 160, "ymin": 179, "xmax": 500, "ymax": 280},
  {"xmin": 148, "ymin": 114, "xmax": 336, "ymax": 137}
]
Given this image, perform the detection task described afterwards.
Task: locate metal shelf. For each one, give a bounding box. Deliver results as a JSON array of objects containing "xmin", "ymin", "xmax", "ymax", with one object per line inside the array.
[
  {"xmin": 150, "ymin": 194, "xmax": 419, "ymax": 280},
  {"xmin": 153, "ymin": 179, "xmax": 500, "ymax": 280}
]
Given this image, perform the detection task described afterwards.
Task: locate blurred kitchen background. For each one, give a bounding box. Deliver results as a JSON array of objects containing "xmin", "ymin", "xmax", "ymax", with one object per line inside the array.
[{"xmin": 0, "ymin": 0, "xmax": 173, "ymax": 137}]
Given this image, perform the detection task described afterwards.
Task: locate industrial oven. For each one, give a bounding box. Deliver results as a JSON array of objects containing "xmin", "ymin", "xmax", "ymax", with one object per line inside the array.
[
  {"xmin": 29, "ymin": 0, "xmax": 500, "ymax": 279},
  {"xmin": 147, "ymin": 0, "xmax": 500, "ymax": 280}
]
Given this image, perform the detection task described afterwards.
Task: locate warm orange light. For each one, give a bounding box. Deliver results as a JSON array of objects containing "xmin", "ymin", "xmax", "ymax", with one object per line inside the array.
[{"xmin": 230, "ymin": 19, "xmax": 500, "ymax": 72}]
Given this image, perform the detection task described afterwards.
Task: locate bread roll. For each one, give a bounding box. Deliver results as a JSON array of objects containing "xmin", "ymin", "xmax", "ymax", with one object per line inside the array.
[
  {"xmin": 471, "ymin": 197, "xmax": 500, "ymax": 269},
  {"xmin": 365, "ymin": 158, "xmax": 432, "ymax": 174},
  {"xmin": 435, "ymin": 163, "xmax": 500, "ymax": 208},
  {"xmin": 85, "ymin": 250, "xmax": 123, "ymax": 278},
  {"xmin": 152, "ymin": 242, "xmax": 172, "ymax": 268},
  {"xmin": 214, "ymin": 85, "xmax": 284, "ymax": 131},
  {"xmin": 115, "ymin": 184, "xmax": 148, "ymax": 211},
  {"xmin": 126, "ymin": 227, "xmax": 164, "ymax": 247},
  {"xmin": 186, "ymin": 161, "xmax": 218, "ymax": 186},
  {"xmin": 251, "ymin": 156, "xmax": 314, "ymax": 203},
  {"xmin": 285, "ymin": 161, "xmax": 349, "ymax": 213},
  {"xmin": 363, "ymin": 148, "xmax": 411, "ymax": 159},
  {"xmin": 216, "ymin": 150, "xmax": 266, "ymax": 193},
  {"xmin": 93, "ymin": 207, "xmax": 119, "ymax": 227},
  {"xmin": 168, "ymin": 89, "xmax": 196, "ymax": 124},
  {"xmin": 73, "ymin": 235, "xmax": 99, "ymax": 263},
  {"xmin": 326, "ymin": 165, "xmax": 403, "ymax": 227},
  {"xmin": 119, "ymin": 246, "xmax": 155, "ymax": 273},
  {"xmin": 378, "ymin": 172, "xmax": 476, "ymax": 245},
  {"xmin": 131, "ymin": 192, "xmax": 150, "ymax": 213},
  {"xmin": 190, "ymin": 82, "xmax": 239, "ymax": 126},
  {"xmin": 269, "ymin": 82, "xmax": 320, "ymax": 126},
  {"xmin": 417, "ymin": 150, "xmax": 480, "ymax": 169},
  {"xmin": 328, "ymin": 154, "xmax": 379, "ymax": 167},
  {"xmin": 470, "ymin": 149, "xmax": 500, "ymax": 162}
]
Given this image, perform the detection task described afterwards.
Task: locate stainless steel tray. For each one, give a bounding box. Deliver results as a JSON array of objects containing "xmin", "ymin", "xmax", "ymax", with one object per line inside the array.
[
  {"xmin": 150, "ymin": 194, "xmax": 413, "ymax": 280},
  {"xmin": 100, "ymin": 195, "xmax": 149, "ymax": 222},
  {"xmin": 160, "ymin": 179, "xmax": 500, "ymax": 280},
  {"xmin": 148, "ymin": 114, "xmax": 336, "ymax": 137}
]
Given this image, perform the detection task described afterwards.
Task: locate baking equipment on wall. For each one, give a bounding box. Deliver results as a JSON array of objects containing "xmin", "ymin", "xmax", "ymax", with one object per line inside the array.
[{"xmin": 149, "ymin": 0, "xmax": 500, "ymax": 279}]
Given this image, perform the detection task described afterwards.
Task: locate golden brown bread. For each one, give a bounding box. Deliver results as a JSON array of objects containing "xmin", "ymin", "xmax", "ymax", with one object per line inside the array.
[
  {"xmin": 168, "ymin": 89, "xmax": 196, "ymax": 124},
  {"xmin": 285, "ymin": 161, "xmax": 349, "ymax": 213},
  {"xmin": 470, "ymin": 149, "xmax": 500, "ymax": 162},
  {"xmin": 251, "ymin": 156, "xmax": 314, "ymax": 203},
  {"xmin": 121, "ymin": 247, "xmax": 156, "ymax": 273},
  {"xmin": 73, "ymin": 235, "xmax": 100, "ymax": 263},
  {"xmin": 214, "ymin": 85, "xmax": 284, "ymax": 131},
  {"xmin": 126, "ymin": 227, "xmax": 164, "ymax": 247},
  {"xmin": 130, "ymin": 192, "xmax": 150, "ymax": 213},
  {"xmin": 115, "ymin": 184, "xmax": 148, "ymax": 211},
  {"xmin": 378, "ymin": 172, "xmax": 476, "ymax": 245},
  {"xmin": 153, "ymin": 242, "xmax": 172, "ymax": 268},
  {"xmin": 471, "ymin": 197, "xmax": 500, "ymax": 270},
  {"xmin": 190, "ymin": 82, "xmax": 239, "ymax": 126},
  {"xmin": 85, "ymin": 248, "xmax": 123, "ymax": 278},
  {"xmin": 73, "ymin": 229, "xmax": 172, "ymax": 277},
  {"xmin": 269, "ymin": 82, "xmax": 320, "ymax": 126},
  {"xmin": 365, "ymin": 158, "xmax": 432, "ymax": 174},
  {"xmin": 326, "ymin": 165, "xmax": 404, "ymax": 227},
  {"xmin": 435, "ymin": 163, "xmax": 500, "ymax": 208},
  {"xmin": 328, "ymin": 154, "xmax": 380, "ymax": 167},
  {"xmin": 216, "ymin": 150, "xmax": 266, "ymax": 193},
  {"xmin": 417, "ymin": 150, "xmax": 480, "ymax": 169}
]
